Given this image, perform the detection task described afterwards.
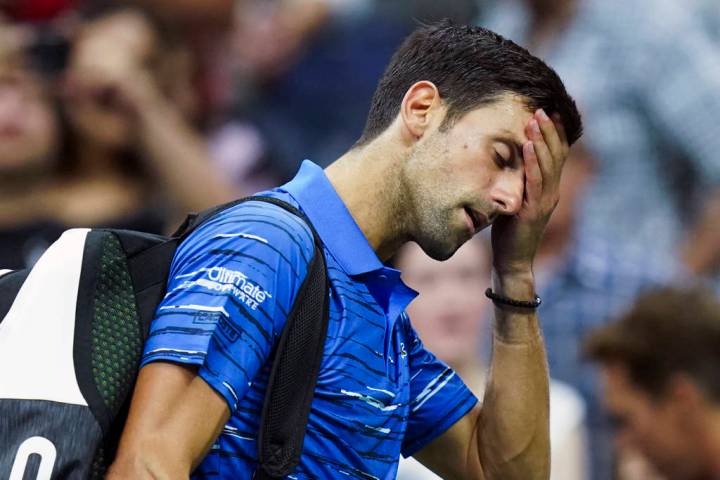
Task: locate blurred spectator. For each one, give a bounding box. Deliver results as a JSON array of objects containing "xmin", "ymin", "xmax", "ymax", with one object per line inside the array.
[
  {"xmin": 125, "ymin": 0, "xmax": 239, "ymax": 122},
  {"xmin": 80, "ymin": 1, "xmax": 276, "ymax": 192},
  {"xmin": 0, "ymin": 23, "xmax": 63, "ymax": 268},
  {"xmin": 395, "ymin": 239, "xmax": 588, "ymax": 480},
  {"xmin": 480, "ymin": 0, "xmax": 720, "ymax": 282},
  {"xmin": 62, "ymin": 5, "xmax": 235, "ymax": 221},
  {"xmin": 585, "ymin": 286, "xmax": 720, "ymax": 480},
  {"xmin": 0, "ymin": 6, "xmax": 236, "ymax": 269}
]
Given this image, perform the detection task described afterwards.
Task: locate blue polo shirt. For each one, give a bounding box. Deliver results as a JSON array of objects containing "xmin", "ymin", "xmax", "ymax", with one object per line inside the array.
[{"xmin": 142, "ymin": 160, "xmax": 478, "ymax": 479}]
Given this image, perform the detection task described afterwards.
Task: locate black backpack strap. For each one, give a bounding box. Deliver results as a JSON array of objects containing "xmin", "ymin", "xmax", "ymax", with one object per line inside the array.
[
  {"xmin": 171, "ymin": 196, "xmax": 257, "ymax": 240},
  {"xmin": 174, "ymin": 195, "xmax": 329, "ymax": 478},
  {"xmin": 255, "ymin": 226, "xmax": 329, "ymax": 479}
]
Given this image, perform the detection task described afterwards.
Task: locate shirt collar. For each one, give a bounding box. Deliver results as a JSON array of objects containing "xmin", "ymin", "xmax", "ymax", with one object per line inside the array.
[{"xmin": 279, "ymin": 160, "xmax": 384, "ymax": 276}]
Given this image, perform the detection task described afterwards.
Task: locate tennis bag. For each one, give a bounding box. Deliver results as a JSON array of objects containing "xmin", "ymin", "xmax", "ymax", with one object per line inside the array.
[{"xmin": 0, "ymin": 196, "xmax": 329, "ymax": 480}]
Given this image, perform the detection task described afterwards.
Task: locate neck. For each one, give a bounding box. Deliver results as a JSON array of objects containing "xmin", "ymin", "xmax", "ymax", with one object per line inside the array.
[{"xmin": 325, "ymin": 137, "xmax": 411, "ymax": 262}]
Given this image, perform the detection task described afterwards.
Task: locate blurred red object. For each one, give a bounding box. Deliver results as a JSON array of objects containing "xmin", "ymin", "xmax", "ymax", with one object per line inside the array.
[{"xmin": 4, "ymin": 0, "xmax": 78, "ymax": 21}]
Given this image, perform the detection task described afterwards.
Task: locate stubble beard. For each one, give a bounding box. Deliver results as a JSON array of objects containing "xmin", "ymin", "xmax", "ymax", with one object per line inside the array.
[{"xmin": 401, "ymin": 135, "xmax": 466, "ymax": 261}]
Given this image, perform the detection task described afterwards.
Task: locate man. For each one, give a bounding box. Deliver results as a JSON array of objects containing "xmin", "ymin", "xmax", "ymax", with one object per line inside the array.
[
  {"xmin": 108, "ymin": 21, "xmax": 582, "ymax": 479},
  {"xmin": 584, "ymin": 287, "xmax": 720, "ymax": 480}
]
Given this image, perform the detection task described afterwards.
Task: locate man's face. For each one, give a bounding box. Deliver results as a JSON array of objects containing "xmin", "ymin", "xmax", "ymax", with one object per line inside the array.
[
  {"xmin": 398, "ymin": 240, "xmax": 490, "ymax": 369},
  {"xmin": 401, "ymin": 93, "xmax": 529, "ymax": 260},
  {"xmin": 601, "ymin": 364, "xmax": 703, "ymax": 480}
]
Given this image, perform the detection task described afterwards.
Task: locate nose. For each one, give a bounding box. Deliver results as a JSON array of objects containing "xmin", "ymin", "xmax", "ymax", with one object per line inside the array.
[{"xmin": 491, "ymin": 173, "xmax": 524, "ymax": 216}]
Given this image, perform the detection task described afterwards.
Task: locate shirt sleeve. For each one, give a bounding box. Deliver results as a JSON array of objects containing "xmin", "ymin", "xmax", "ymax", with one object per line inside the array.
[
  {"xmin": 141, "ymin": 199, "xmax": 315, "ymax": 412},
  {"xmin": 400, "ymin": 314, "xmax": 479, "ymax": 458}
]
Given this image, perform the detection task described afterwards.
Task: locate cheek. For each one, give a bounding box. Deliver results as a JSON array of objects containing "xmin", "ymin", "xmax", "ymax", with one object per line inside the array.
[{"xmin": 630, "ymin": 408, "xmax": 681, "ymax": 456}]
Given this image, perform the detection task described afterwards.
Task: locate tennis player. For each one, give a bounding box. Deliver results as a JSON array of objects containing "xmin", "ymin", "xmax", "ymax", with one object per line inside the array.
[{"xmin": 108, "ymin": 20, "xmax": 582, "ymax": 479}]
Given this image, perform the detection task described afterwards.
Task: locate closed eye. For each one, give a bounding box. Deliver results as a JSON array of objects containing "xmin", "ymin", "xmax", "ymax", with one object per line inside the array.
[
  {"xmin": 494, "ymin": 136, "xmax": 523, "ymax": 168},
  {"xmin": 494, "ymin": 150, "xmax": 509, "ymax": 168}
]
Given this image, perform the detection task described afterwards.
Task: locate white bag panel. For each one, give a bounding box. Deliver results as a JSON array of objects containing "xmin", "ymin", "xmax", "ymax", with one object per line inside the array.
[{"xmin": 0, "ymin": 229, "xmax": 90, "ymax": 406}]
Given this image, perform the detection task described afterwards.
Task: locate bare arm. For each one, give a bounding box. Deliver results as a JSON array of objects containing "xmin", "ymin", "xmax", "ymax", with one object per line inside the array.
[
  {"xmin": 415, "ymin": 109, "xmax": 568, "ymax": 479},
  {"xmin": 107, "ymin": 362, "xmax": 230, "ymax": 479},
  {"xmin": 129, "ymin": 76, "xmax": 239, "ymax": 214},
  {"xmin": 477, "ymin": 270, "xmax": 550, "ymax": 478},
  {"xmin": 413, "ymin": 274, "xmax": 549, "ymax": 480}
]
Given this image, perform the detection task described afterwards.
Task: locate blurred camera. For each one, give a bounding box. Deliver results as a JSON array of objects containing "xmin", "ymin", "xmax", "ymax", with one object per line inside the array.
[{"xmin": 25, "ymin": 27, "xmax": 70, "ymax": 77}]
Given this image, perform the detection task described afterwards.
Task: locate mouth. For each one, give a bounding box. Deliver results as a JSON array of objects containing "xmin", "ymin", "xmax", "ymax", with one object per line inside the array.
[
  {"xmin": 463, "ymin": 207, "xmax": 487, "ymax": 234},
  {"xmin": 0, "ymin": 124, "xmax": 23, "ymax": 137}
]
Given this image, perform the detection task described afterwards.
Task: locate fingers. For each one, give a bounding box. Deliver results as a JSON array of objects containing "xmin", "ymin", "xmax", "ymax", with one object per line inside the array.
[
  {"xmin": 522, "ymin": 141, "xmax": 542, "ymax": 206},
  {"xmin": 526, "ymin": 117, "xmax": 554, "ymax": 184},
  {"xmin": 534, "ymin": 109, "xmax": 568, "ymax": 166}
]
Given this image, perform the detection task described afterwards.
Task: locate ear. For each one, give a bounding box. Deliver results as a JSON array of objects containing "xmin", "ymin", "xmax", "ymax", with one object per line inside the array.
[{"xmin": 400, "ymin": 81, "xmax": 443, "ymax": 141}]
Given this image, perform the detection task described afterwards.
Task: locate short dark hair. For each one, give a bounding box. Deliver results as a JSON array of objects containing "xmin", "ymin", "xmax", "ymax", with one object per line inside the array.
[
  {"xmin": 356, "ymin": 20, "xmax": 582, "ymax": 147},
  {"xmin": 584, "ymin": 287, "xmax": 720, "ymax": 402}
]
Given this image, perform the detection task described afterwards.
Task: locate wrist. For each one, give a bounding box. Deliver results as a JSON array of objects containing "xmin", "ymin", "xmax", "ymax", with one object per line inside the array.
[
  {"xmin": 492, "ymin": 268, "xmax": 536, "ymax": 300},
  {"xmin": 485, "ymin": 288, "xmax": 541, "ymax": 310},
  {"xmin": 490, "ymin": 269, "xmax": 541, "ymax": 343},
  {"xmin": 492, "ymin": 258, "xmax": 535, "ymax": 277}
]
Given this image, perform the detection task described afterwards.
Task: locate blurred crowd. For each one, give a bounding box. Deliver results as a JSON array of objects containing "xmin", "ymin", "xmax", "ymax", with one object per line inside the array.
[{"xmin": 1, "ymin": 0, "xmax": 719, "ymax": 479}]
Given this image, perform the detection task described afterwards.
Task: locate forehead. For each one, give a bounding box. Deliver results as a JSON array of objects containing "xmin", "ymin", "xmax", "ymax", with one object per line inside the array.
[{"xmin": 449, "ymin": 93, "xmax": 533, "ymax": 143}]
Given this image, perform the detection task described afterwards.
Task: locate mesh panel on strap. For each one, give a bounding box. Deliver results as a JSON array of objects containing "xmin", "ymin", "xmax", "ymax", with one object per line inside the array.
[
  {"xmin": 91, "ymin": 234, "xmax": 143, "ymax": 415},
  {"xmin": 258, "ymin": 243, "xmax": 328, "ymax": 476}
]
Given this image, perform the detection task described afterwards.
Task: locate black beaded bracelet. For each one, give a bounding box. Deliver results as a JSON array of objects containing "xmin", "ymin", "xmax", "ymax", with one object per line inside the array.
[{"xmin": 484, "ymin": 288, "xmax": 542, "ymax": 309}]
